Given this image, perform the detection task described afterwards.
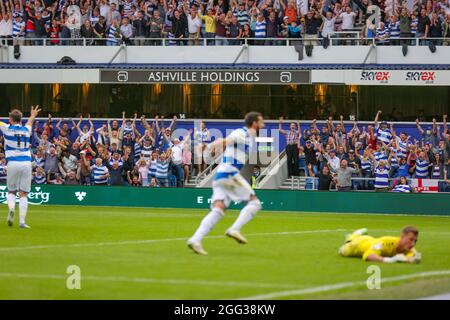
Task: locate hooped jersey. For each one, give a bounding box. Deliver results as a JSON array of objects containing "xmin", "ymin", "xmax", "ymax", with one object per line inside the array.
[
  {"xmin": 0, "ymin": 122, "xmax": 32, "ymax": 163},
  {"xmin": 214, "ymin": 127, "xmax": 253, "ymax": 180}
]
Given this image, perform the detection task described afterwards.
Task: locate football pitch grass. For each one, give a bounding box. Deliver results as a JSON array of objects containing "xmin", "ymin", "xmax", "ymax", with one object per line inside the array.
[{"xmin": 0, "ymin": 205, "xmax": 449, "ymax": 300}]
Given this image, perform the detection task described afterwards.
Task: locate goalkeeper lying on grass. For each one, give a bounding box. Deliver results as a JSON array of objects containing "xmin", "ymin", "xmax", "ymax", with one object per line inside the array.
[{"xmin": 339, "ymin": 226, "xmax": 422, "ymax": 263}]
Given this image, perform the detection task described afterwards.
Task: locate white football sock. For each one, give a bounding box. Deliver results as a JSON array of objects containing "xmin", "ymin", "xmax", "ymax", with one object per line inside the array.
[
  {"xmin": 7, "ymin": 193, "xmax": 16, "ymax": 212},
  {"xmin": 190, "ymin": 207, "xmax": 224, "ymax": 243},
  {"xmin": 19, "ymin": 196, "xmax": 28, "ymax": 225},
  {"xmin": 229, "ymin": 199, "xmax": 262, "ymax": 232}
]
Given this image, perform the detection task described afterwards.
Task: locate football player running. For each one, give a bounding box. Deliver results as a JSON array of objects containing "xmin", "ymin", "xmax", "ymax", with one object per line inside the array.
[{"xmin": 187, "ymin": 112, "xmax": 265, "ymax": 255}]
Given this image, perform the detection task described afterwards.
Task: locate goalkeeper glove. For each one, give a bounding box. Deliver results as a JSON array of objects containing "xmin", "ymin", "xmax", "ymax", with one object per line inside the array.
[
  {"xmin": 383, "ymin": 253, "xmax": 422, "ymax": 264},
  {"xmin": 406, "ymin": 252, "xmax": 422, "ymax": 264},
  {"xmin": 383, "ymin": 254, "xmax": 407, "ymax": 263}
]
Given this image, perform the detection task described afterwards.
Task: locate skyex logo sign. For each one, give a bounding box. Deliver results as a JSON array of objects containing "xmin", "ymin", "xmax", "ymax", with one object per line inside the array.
[{"xmin": 0, "ymin": 186, "xmax": 50, "ymax": 205}]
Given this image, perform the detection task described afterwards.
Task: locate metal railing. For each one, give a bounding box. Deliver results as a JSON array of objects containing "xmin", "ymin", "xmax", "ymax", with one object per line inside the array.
[
  {"xmin": 194, "ymin": 152, "xmax": 222, "ymax": 186},
  {"xmin": 2, "ymin": 36, "xmax": 449, "ymax": 47},
  {"xmin": 286, "ymin": 176, "xmax": 450, "ymax": 192},
  {"xmin": 254, "ymin": 149, "xmax": 286, "ymax": 188}
]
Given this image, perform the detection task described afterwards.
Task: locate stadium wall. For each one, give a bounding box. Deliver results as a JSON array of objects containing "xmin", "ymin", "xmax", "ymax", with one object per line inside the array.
[
  {"xmin": 4, "ymin": 46, "xmax": 450, "ymax": 65},
  {"xmin": 2, "ymin": 185, "xmax": 449, "ymax": 216}
]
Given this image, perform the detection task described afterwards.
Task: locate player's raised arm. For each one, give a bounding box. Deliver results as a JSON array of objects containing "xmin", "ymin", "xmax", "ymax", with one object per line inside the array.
[{"xmin": 26, "ymin": 105, "xmax": 42, "ymax": 129}]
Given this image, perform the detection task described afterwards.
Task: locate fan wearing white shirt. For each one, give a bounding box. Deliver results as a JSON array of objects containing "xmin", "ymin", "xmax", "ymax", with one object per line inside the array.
[
  {"xmin": 168, "ymin": 129, "xmax": 192, "ymax": 188},
  {"xmin": 187, "ymin": 9, "xmax": 202, "ymax": 45},
  {"xmin": 0, "ymin": 10, "xmax": 13, "ymax": 39},
  {"xmin": 339, "ymin": 6, "xmax": 356, "ymax": 30},
  {"xmin": 323, "ymin": 149, "xmax": 341, "ymax": 172},
  {"xmin": 75, "ymin": 115, "xmax": 95, "ymax": 145}
]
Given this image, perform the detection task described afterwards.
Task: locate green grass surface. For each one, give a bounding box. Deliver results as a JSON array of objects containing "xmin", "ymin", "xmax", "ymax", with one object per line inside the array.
[{"xmin": 0, "ymin": 205, "xmax": 449, "ymax": 300}]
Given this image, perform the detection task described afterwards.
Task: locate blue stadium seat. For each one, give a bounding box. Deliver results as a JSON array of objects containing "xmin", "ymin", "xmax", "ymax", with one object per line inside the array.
[{"xmin": 298, "ymin": 157, "xmax": 307, "ymax": 176}]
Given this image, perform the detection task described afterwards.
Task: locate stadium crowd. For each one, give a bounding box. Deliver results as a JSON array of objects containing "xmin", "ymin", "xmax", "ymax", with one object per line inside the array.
[
  {"xmin": 1, "ymin": 0, "xmax": 449, "ymax": 46},
  {"xmin": 279, "ymin": 112, "xmax": 450, "ymax": 192},
  {"xmin": 0, "ymin": 112, "xmax": 206, "ymax": 187},
  {"xmin": 0, "ymin": 110, "xmax": 448, "ymax": 191}
]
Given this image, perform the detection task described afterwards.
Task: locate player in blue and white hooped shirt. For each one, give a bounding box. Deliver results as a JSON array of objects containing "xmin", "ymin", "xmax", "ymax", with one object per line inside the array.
[
  {"xmin": 0, "ymin": 105, "xmax": 41, "ymax": 228},
  {"xmin": 188, "ymin": 112, "xmax": 265, "ymax": 255},
  {"xmin": 91, "ymin": 158, "xmax": 110, "ymax": 185},
  {"xmin": 392, "ymin": 176, "xmax": 411, "ymax": 193}
]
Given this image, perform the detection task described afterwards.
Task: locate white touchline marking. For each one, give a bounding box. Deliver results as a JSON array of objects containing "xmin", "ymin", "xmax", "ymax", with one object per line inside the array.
[
  {"xmin": 0, "ymin": 229, "xmax": 347, "ymax": 252},
  {"xmin": 237, "ymin": 270, "xmax": 450, "ymax": 300},
  {"xmin": 0, "ymin": 273, "xmax": 299, "ymax": 289},
  {"xmin": 417, "ymin": 292, "xmax": 450, "ymax": 300}
]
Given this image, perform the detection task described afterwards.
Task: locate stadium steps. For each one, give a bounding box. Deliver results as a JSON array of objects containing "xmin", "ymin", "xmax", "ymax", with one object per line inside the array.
[
  {"xmin": 184, "ymin": 175, "xmax": 200, "ymax": 188},
  {"xmin": 279, "ymin": 176, "xmax": 307, "ymax": 190}
]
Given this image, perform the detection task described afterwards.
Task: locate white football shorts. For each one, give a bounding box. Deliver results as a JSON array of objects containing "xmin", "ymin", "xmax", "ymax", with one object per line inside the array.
[
  {"xmin": 211, "ymin": 173, "xmax": 255, "ymax": 208},
  {"xmin": 7, "ymin": 161, "xmax": 32, "ymax": 193}
]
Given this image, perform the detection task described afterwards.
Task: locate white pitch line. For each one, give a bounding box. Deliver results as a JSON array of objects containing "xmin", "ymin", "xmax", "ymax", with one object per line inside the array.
[
  {"xmin": 237, "ymin": 270, "xmax": 450, "ymax": 300},
  {"xmin": 417, "ymin": 292, "xmax": 450, "ymax": 300},
  {"xmin": 0, "ymin": 273, "xmax": 298, "ymax": 289},
  {"xmin": 0, "ymin": 229, "xmax": 347, "ymax": 252}
]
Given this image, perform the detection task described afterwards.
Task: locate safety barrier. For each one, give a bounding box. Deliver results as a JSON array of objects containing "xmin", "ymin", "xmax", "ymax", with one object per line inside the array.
[{"xmin": 1, "ymin": 184, "xmax": 449, "ymax": 215}]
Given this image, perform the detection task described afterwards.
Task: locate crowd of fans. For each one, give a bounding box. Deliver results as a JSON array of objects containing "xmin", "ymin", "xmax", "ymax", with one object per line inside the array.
[
  {"xmin": 0, "ymin": 110, "xmax": 448, "ymax": 191},
  {"xmin": 1, "ymin": 0, "xmax": 449, "ymax": 46},
  {"xmin": 279, "ymin": 112, "xmax": 450, "ymax": 192},
  {"xmin": 0, "ymin": 113, "xmax": 212, "ymax": 187}
]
